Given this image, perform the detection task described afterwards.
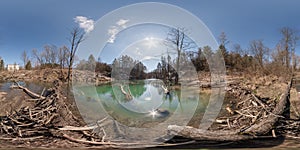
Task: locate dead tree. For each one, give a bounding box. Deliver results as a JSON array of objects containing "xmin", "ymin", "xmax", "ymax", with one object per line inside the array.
[
  {"xmin": 249, "ymin": 40, "xmax": 269, "ymax": 73},
  {"xmin": 67, "ymin": 27, "xmax": 84, "ymax": 83},
  {"xmin": 280, "ymin": 27, "xmax": 298, "ymax": 69},
  {"xmin": 21, "ymin": 50, "xmax": 29, "ymax": 68},
  {"xmin": 165, "ymin": 27, "xmax": 194, "ymax": 84}
]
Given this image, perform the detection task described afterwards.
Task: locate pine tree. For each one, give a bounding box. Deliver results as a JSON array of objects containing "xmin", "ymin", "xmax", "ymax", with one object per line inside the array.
[
  {"xmin": 0, "ymin": 58, "xmax": 4, "ymax": 71},
  {"xmin": 25, "ymin": 60, "xmax": 32, "ymax": 70}
]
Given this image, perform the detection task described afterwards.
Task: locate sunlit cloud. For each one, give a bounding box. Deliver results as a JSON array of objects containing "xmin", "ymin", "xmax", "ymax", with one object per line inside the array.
[
  {"xmin": 74, "ymin": 16, "xmax": 94, "ymax": 33},
  {"xmin": 107, "ymin": 26, "xmax": 118, "ymax": 43},
  {"xmin": 116, "ymin": 19, "xmax": 129, "ymax": 28},
  {"xmin": 107, "ymin": 19, "xmax": 130, "ymax": 43}
]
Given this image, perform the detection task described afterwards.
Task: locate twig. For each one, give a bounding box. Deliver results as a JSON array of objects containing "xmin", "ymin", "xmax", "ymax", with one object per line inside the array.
[
  {"xmin": 234, "ymin": 110, "xmax": 256, "ymax": 118},
  {"xmin": 101, "ymin": 127, "xmax": 106, "ymax": 142},
  {"xmin": 251, "ymin": 93, "xmax": 266, "ymax": 109},
  {"xmin": 59, "ymin": 125, "xmax": 97, "ymax": 131},
  {"xmin": 0, "ymin": 136, "xmax": 44, "ymax": 140}
]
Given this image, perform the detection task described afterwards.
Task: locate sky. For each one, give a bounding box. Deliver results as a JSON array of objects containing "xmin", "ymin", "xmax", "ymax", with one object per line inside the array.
[{"xmin": 0, "ymin": 0, "xmax": 300, "ymax": 67}]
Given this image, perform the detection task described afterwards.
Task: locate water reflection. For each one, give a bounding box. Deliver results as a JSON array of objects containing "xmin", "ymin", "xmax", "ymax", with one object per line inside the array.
[
  {"xmin": 112, "ymin": 79, "xmax": 171, "ymax": 114},
  {"xmin": 74, "ymin": 79, "xmax": 205, "ymax": 128}
]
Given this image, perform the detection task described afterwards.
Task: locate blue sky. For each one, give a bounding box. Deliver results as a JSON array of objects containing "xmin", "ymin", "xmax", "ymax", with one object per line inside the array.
[{"xmin": 0, "ymin": 0, "xmax": 300, "ymax": 66}]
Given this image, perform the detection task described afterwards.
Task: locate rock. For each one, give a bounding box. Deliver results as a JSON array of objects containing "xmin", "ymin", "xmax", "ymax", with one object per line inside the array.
[{"xmin": 156, "ymin": 108, "xmax": 170, "ymax": 118}]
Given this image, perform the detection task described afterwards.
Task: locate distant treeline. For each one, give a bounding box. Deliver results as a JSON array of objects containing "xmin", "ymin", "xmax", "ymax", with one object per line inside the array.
[{"xmin": 0, "ymin": 27, "xmax": 298, "ymax": 81}]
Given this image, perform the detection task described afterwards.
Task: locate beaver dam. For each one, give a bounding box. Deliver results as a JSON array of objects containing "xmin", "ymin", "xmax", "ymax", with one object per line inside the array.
[{"xmin": 1, "ymin": 73, "xmax": 300, "ymax": 149}]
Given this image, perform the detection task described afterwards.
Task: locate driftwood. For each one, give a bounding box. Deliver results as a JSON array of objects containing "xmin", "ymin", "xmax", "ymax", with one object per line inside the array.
[
  {"xmin": 119, "ymin": 85, "xmax": 133, "ymax": 100},
  {"xmin": 10, "ymin": 81, "xmax": 46, "ymax": 99},
  {"xmin": 168, "ymin": 78, "xmax": 293, "ymax": 141}
]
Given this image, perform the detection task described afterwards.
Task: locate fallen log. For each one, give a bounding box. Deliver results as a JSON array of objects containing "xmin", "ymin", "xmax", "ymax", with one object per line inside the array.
[
  {"xmin": 168, "ymin": 78, "xmax": 293, "ymax": 141},
  {"xmin": 10, "ymin": 82, "xmax": 46, "ymax": 99},
  {"xmin": 167, "ymin": 126, "xmax": 254, "ymax": 141}
]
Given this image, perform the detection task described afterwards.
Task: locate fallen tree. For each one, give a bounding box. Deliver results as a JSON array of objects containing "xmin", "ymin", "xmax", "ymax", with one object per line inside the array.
[{"xmin": 10, "ymin": 81, "xmax": 46, "ymax": 99}]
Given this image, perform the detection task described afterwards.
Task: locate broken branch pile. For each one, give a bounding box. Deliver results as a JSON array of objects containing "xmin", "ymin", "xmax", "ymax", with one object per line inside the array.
[
  {"xmin": 215, "ymin": 85, "xmax": 278, "ymax": 132},
  {"xmin": 168, "ymin": 78, "xmax": 292, "ymax": 141},
  {"xmin": 0, "ymin": 80, "xmax": 109, "ymax": 146}
]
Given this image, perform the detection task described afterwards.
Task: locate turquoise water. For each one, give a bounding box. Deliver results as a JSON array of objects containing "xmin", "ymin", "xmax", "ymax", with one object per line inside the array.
[{"xmin": 73, "ymin": 79, "xmax": 208, "ymax": 127}]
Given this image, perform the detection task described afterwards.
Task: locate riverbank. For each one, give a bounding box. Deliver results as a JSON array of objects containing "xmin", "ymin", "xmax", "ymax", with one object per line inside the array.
[{"xmin": 0, "ymin": 69, "xmax": 111, "ymax": 84}]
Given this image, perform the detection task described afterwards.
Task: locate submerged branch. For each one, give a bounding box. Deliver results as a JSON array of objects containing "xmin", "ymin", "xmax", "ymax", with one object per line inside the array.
[{"xmin": 10, "ymin": 81, "xmax": 46, "ymax": 99}]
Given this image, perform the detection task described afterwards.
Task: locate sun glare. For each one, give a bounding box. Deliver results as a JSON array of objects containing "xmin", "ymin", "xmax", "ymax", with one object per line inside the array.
[{"xmin": 149, "ymin": 109, "xmax": 158, "ymax": 118}]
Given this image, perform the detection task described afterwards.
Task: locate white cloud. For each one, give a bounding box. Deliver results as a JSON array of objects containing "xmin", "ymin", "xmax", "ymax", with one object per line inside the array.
[
  {"xmin": 74, "ymin": 16, "xmax": 94, "ymax": 33},
  {"xmin": 107, "ymin": 19, "xmax": 129, "ymax": 43},
  {"xmin": 107, "ymin": 26, "xmax": 118, "ymax": 43},
  {"xmin": 116, "ymin": 19, "xmax": 129, "ymax": 28}
]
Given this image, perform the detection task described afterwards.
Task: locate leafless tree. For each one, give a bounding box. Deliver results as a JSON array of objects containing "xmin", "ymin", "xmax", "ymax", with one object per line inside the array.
[
  {"xmin": 42, "ymin": 45, "xmax": 51, "ymax": 64},
  {"xmin": 232, "ymin": 44, "xmax": 247, "ymax": 56},
  {"xmin": 218, "ymin": 31, "xmax": 229, "ymax": 47},
  {"xmin": 165, "ymin": 27, "xmax": 194, "ymax": 84},
  {"xmin": 249, "ymin": 40, "xmax": 269, "ymax": 71},
  {"xmin": 58, "ymin": 46, "xmax": 69, "ymax": 69},
  {"xmin": 50, "ymin": 45, "xmax": 58, "ymax": 66},
  {"xmin": 43, "ymin": 45, "xmax": 58, "ymax": 67},
  {"xmin": 279, "ymin": 27, "xmax": 298, "ymax": 69},
  {"xmin": 67, "ymin": 27, "xmax": 84, "ymax": 82},
  {"xmin": 21, "ymin": 50, "xmax": 29, "ymax": 68},
  {"xmin": 32, "ymin": 49, "xmax": 43, "ymax": 68}
]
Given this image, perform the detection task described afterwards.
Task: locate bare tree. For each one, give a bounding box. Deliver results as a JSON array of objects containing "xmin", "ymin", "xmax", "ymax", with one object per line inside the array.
[
  {"xmin": 165, "ymin": 27, "xmax": 194, "ymax": 84},
  {"xmin": 280, "ymin": 27, "xmax": 298, "ymax": 69},
  {"xmin": 218, "ymin": 31, "xmax": 229, "ymax": 47},
  {"xmin": 58, "ymin": 46, "xmax": 69, "ymax": 69},
  {"xmin": 67, "ymin": 27, "xmax": 84, "ymax": 82},
  {"xmin": 249, "ymin": 40, "xmax": 269, "ymax": 71},
  {"xmin": 43, "ymin": 45, "xmax": 58, "ymax": 67},
  {"xmin": 43, "ymin": 45, "xmax": 51, "ymax": 64},
  {"xmin": 217, "ymin": 32, "xmax": 230, "ymax": 66},
  {"xmin": 233, "ymin": 44, "xmax": 247, "ymax": 56},
  {"xmin": 32, "ymin": 49, "xmax": 43, "ymax": 68},
  {"xmin": 50, "ymin": 45, "xmax": 58, "ymax": 66},
  {"xmin": 21, "ymin": 50, "xmax": 29, "ymax": 68}
]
